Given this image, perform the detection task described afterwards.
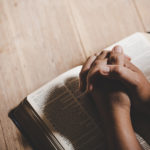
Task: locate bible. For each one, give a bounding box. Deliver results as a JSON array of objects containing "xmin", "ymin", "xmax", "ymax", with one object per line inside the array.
[{"xmin": 9, "ymin": 32, "xmax": 150, "ymax": 150}]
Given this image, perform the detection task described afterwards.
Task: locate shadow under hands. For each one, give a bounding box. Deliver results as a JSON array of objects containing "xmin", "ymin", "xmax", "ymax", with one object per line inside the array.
[{"xmin": 42, "ymin": 77, "xmax": 106, "ymax": 150}]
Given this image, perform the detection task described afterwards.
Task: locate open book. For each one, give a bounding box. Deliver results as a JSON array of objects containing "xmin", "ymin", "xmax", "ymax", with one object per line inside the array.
[{"xmin": 9, "ymin": 32, "xmax": 150, "ymax": 150}]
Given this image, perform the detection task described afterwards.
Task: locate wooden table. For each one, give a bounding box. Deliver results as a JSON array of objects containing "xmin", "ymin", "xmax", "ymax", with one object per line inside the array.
[{"xmin": 0, "ymin": 0, "xmax": 150, "ymax": 149}]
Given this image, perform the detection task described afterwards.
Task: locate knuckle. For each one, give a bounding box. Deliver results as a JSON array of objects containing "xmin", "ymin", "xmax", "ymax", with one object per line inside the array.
[
  {"xmin": 94, "ymin": 52, "xmax": 100, "ymax": 56},
  {"xmin": 93, "ymin": 60, "xmax": 101, "ymax": 66},
  {"xmin": 86, "ymin": 56, "xmax": 92, "ymax": 62},
  {"xmin": 102, "ymin": 50, "xmax": 107, "ymax": 53},
  {"xmin": 100, "ymin": 50, "xmax": 107, "ymax": 55},
  {"xmin": 88, "ymin": 55, "xmax": 95, "ymax": 60},
  {"xmin": 100, "ymin": 50, "xmax": 104, "ymax": 54},
  {"xmin": 88, "ymin": 55, "xmax": 93, "ymax": 59}
]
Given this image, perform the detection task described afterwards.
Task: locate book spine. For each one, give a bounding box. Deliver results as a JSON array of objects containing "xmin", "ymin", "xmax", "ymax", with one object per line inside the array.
[{"xmin": 9, "ymin": 99, "xmax": 64, "ymax": 150}]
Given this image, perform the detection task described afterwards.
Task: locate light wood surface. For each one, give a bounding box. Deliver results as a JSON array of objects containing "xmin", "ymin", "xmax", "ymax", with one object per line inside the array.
[
  {"xmin": 0, "ymin": 0, "xmax": 149, "ymax": 149},
  {"xmin": 69, "ymin": 0, "xmax": 144, "ymax": 56},
  {"xmin": 133, "ymin": 0, "xmax": 150, "ymax": 31}
]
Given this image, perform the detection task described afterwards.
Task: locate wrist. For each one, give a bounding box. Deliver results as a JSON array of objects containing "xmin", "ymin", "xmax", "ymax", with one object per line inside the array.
[
  {"xmin": 105, "ymin": 92, "xmax": 131, "ymax": 121},
  {"xmin": 104, "ymin": 111, "xmax": 142, "ymax": 150},
  {"xmin": 96, "ymin": 91, "xmax": 131, "ymax": 125},
  {"xmin": 103, "ymin": 107, "xmax": 130, "ymax": 128}
]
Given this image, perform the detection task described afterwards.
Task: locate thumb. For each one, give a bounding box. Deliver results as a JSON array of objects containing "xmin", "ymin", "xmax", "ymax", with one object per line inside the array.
[
  {"xmin": 107, "ymin": 65, "xmax": 138, "ymax": 87},
  {"xmin": 109, "ymin": 45, "xmax": 124, "ymax": 66}
]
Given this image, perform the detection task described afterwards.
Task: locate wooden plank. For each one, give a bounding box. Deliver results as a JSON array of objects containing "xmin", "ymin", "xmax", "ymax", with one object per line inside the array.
[
  {"xmin": 0, "ymin": 0, "xmax": 85, "ymax": 149},
  {"xmin": 68, "ymin": 0, "xmax": 144, "ymax": 56},
  {"xmin": 133, "ymin": 0, "xmax": 150, "ymax": 31},
  {"xmin": 0, "ymin": 36, "xmax": 33, "ymax": 150},
  {"xmin": 0, "ymin": 122, "xmax": 7, "ymax": 150}
]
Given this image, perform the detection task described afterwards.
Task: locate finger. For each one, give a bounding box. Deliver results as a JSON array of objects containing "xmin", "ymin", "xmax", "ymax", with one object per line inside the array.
[
  {"xmin": 124, "ymin": 60, "xmax": 141, "ymax": 73},
  {"xmin": 79, "ymin": 55, "xmax": 97, "ymax": 91},
  {"xmin": 86, "ymin": 67, "xmax": 98, "ymax": 92},
  {"xmin": 125, "ymin": 54, "xmax": 131, "ymax": 61},
  {"xmin": 86, "ymin": 51, "xmax": 110, "ymax": 91},
  {"xmin": 108, "ymin": 45, "xmax": 124, "ymax": 66},
  {"xmin": 92, "ymin": 50, "xmax": 109, "ymax": 67},
  {"xmin": 124, "ymin": 56, "xmax": 131, "ymax": 65},
  {"xmin": 109, "ymin": 51, "xmax": 130, "ymax": 66},
  {"xmin": 96, "ymin": 50, "xmax": 110, "ymax": 60},
  {"xmin": 108, "ymin": 47, "xmax": 130, "ymax": 66},
  {"xmin": 87, "ymin": 64, "xmax": 110, "ymax": 91},
  {"xmin": 107, "ymin": 65, "xmax": 138, "ymax": 87},
  {"xmin": 86, "ymin": 50, "xmax": 110, "ymax": 91}
]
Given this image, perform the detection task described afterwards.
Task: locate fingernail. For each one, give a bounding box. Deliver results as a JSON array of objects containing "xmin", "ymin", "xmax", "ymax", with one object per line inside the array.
[
  {"xmin": 102, "ymin": 66, "xmax": 110, "ymax": 73},
  {"xmin": 114, "ymin": 46, "xmax": 122, "ymax": 53}
]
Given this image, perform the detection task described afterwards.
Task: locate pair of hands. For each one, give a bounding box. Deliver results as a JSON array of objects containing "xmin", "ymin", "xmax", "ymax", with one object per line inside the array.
[
  {"xmin": 79, "ymin": 45, "xmax": 150, "ymax": 120},
  {"xmin": 79, "ymin": 45, "xmax": 150, "ymax": 150}
]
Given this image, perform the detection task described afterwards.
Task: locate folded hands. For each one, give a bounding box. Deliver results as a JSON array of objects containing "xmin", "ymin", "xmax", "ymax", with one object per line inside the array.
[{"xmin": 79, "ymin": 45, "xmax": 150, "ymax": 150}]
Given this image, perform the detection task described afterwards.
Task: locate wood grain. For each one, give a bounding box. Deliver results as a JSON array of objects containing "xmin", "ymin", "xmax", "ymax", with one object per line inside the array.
[
  {"xmin": 0, "ymin": 0, "xmax": 85, "ymax": 149},
  {"xmin": 133, "ymin": 0, "xmax": 150, "ymax": 31},
  {"xmin": 0, "ymin": 122, "xmax": 7, "ymax": 150},
  {"xmin": 69, "ymin": 0, "xmax": 144, "ymax": 56}
]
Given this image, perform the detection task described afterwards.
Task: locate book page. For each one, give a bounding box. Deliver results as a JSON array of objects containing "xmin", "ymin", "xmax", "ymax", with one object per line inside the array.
[
  {"xmin": 106, "ymin": 33, "xmax": 150, "ymax": 80},
  {"xmin": 106, "ymin": 32, "xmax": 150, "ymax": 61},
  {"xmin": 27, "ymin": 33, "xmax": 150, "ymax": 150},
  {"xmin": 28, "ymin": 66, "xmax": 106, "ymax": 150}
]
